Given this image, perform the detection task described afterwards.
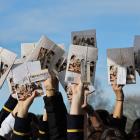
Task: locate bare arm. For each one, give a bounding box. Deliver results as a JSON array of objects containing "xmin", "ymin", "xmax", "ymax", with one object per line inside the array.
[
  {"xmin": 70, "ymin": 82, "xmax": 84, "ymax": 115},
  {"xmin": 112, "ymin": 84, "xmax": 124, "ymax": 119}
]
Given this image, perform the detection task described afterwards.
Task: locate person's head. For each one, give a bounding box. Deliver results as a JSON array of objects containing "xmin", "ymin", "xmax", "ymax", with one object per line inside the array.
[
  {"xmin": 110, "ymin": 66, "xmax": 117, "ymax": 83},
  {"xmin": 128, "ymin": 66, "xmax": 134, "ymax": 74},
  {"xmin": 15, "ymin": 84, "xmax": 19, "ymax": 90},
  {"xmin": 110, "ymin": 66, "xmax": 117, "ymax": 74},
  {"xmin": 100, "ymin": 128, "xmax": 126, "ymax": 140},
  {"xmin": 88, "ymin": 131, "xmax": 102, "ymax": 140},
  {"xmin": 81, "ymin": 37, "xmax": 85, "ymax": 43},
  {"xmin": 96, "ymin": 109, "xmax": 111, "ymax": 126},
  {"xmin": 128, "ymin": 118, "xmax": 140, "ymax": 140},
  {"xmin": 12, "ymin": 86, "xmax": 16, "ymax": 93},
  {"xmin": 24, "ymin": 112, "xmax": 39, "ymax": 139},
  {"xmin": 65, "ymin": 85, "xmax": 73, "ymax": 103},
  {"xmin": 86, "ymin": 38, "xmax": 91, "ymax": 45},
  {"xmin": 90, "ymin": 37, "xmax": 95, "ymax": 46},
  {"xmin": 4, "ymin": 64, "xmax": 8, "ymax": 69},
  {"xmin": 56, "ymin": 59, "xmax": 62, "ymax": 68},
  {"xmin": 49, "ymin": 50, "xmax": 55, "ymax": 56},
  {"xmin": 10, "ymin": 78, "xmax": 14, "ymax": 84},
  {"xmin": 40, "ymin": 47, "xmax": 45, "ymax": 53},
  {"xmin": 90, "ymin": 61, "xmax": 95, "ymax": 66},
  {"xmin": 73, "ymin": 35, "xmax": 79, "ymax": 45},
  {"xmin": 70, "ymin": 55, "xmax": 76, "ymax": 61},
  {"xmin": 21, "ymin": 85, "xmax": 26, "ymax": 92}
]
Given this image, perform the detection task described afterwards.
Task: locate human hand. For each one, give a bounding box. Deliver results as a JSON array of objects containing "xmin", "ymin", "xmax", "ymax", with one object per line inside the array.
[
  {"xmin": 70, "ymin": 79, "xmax": 85, "ymax": 115},
  {"xmin": 17, "ymin": 91, "xmax": 37, "ymax": 118},
  {"xmin": 111, "ymin": 84, "xmax": 124, "ymax": 101},
  {"xmin": 44, "ymin": 72, "xmax": 59, "ymax": 97}
]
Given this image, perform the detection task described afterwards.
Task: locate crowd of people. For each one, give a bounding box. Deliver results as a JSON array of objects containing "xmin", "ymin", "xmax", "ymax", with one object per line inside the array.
[{"xmin": 0, "ymin": 72, "xmax": 139, "ymax": 140}]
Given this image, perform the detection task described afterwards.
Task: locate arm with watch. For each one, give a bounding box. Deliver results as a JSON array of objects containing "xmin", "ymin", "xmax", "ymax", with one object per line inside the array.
[{"xmin": 111, "ymin": 83, "xmax": 127, "ymax": 131}]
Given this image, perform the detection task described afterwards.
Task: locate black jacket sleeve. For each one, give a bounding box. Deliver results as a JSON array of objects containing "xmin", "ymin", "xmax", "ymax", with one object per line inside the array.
[
  {"xmin": 110, "ymin": 115, "xmax": 127, "ymax": 131},
  {"xmin": 38, "ymin": 116, "xmax": 49, "ymax": 140},
  {"xmin": 12, "ymin": 116, "xmax": 31, "ymax": 140},
  {"xmin": 0, "ymin": 95, "xmax": 17, "ymax": 127},
  {"xmin": 67, "ymin": 115, "xmax": 84, "ymax": 140},
  {"xmin": 43, "ymin": 93, "xmax": 67, "ymax": 140},
  {"xmin": 0, "ymin": 136, "xmax": 6, "ymax": 140}
]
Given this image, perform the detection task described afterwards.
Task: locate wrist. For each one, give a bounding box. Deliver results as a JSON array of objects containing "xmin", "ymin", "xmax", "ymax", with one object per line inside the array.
[
  {"xmin": 116, "ymin": 95, "xmax": 124, "ymax": 100},
  {"xmin": 17, "ymin": 109, "xmax": 28, "ymax": 118},
  {"xmin": 115, "ymin": 91, "xmax": 124, "ymax": 100},
  {"xmin": 116, "ymin": 99, "xmax": 124, "ymax": 102},
  {"xmin": 46, "ymin": 90, "xmax": 55, "ymax": 97}
]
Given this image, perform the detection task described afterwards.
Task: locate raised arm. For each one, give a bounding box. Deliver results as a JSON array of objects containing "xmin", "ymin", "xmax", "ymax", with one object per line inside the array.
[
  {"xmin": 0, "ymin": 94, "xmax": 17, "ymax": 127},
  {"xmin": 43, "ymin": 74, "xmax": 67, "ymax": 140},
  {"xmin": 0, "ymin": 104, "xmax": 18, "ymax": 139},
  {"xmin": 67, "ymin": 81, "xmax": 85, "ymax": 140},
  {"xmin": 112, "ymin": 84, "xmax": 124, "ymax": 119},
  {"xmin": 12, "ymin": 92, "xmax": 36, "ymax": 140}
]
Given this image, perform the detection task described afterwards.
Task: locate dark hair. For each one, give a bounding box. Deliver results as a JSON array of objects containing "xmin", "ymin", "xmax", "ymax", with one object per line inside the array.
[
  {"xmin": 86, "ymin": 38, "xmax": 91, "ymax": 45},
  {"xmin": 100, "ymin": 128, "xmax": 126, "ymax": 140},
  {"xmin": 96, "ymin": 109, "xmax": 111, "ymax": 126},
  {"xmin": 49, "ymin": 50, "xmax": 55, "ymax": 55},
  {"xmin": 64, "ymin": 85, "xmax": 68, "ymax": 91},
  {"xmin": 4, "ymin": 64, "xmax": 8, "ymax": 67},
  {"xmin": 88, "ymin": 130, "xmax": 102, "ymax": 140},
  {"xmin": 128, "ymin": 118, "xmax": 140, "ymax": 139},
  {"xmin": 129, "ymin": 65, "xmax": 133, "ymax": 69},
  {"xmin": 10, "ymin": 78, "xmax": 13, "ymax": 83},
  {"xmin": 73, "ymin": 36, "xmax": 77, "ymax": 41},
  {"xmin": 110, "ymin": 66, "xmax": 114, "ymax": 70},
  {"xmin": 70, "ymin": 55, "xmax": 76, "ymax": 60},
  {"xmin": 15, "ymin": 84, "xmax": 19, "ymax": 89}
]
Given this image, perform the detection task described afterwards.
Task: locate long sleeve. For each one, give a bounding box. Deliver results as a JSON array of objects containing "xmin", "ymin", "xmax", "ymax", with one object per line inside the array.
[
  {"xmin": 38, "ymin": 116, "xmax": 49, "ymax": 140},
  {"xmin": 12, "ymin": 116, "xmax": 31, "ymax": 140},
  {"xmin": 43, "ymin": 93, "xmax": 67, "ymax": 140},
  {"xmin": 0, "ymin": 95, "xmax": 17, "ymax": 127},
  {"xmin": 110, "ymin": 115, "xmax": 127, "ymax": 131},
  {"xmin": 67, "ymin": 115, "xmax": 84, "ymax": 140},
  {"xmin": 0, "ymin": 113, "xmax": 15, "ymax": 139},
  {"xmin": 0, "ymin": 136, "xmax": 6, "ymax": 140}
]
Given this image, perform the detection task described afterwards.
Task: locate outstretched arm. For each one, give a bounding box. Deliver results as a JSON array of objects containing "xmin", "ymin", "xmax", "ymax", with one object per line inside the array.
[
  {"xmin": 43, "ymin": 74, "xmax": 67, "ymax": 140},
  {"xmin": 13, "ymin": 92, "xmax": 36, "ymax": 140},
  {"xmin": 112, "ymin": 84, "xmax": 124, "ymax": 119},
  {"xmin": 67, "ymin": 81, "xmax": 85, "ymax": 140}
]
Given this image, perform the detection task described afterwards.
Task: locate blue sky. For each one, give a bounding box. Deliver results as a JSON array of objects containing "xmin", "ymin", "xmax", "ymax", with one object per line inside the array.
[{"xmin": 0, "ymin": 0, "xmax": 140, "ymax": 114}]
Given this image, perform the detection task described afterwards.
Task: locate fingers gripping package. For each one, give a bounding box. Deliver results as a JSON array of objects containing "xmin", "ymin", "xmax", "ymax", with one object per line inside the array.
[
  {"xmin": 26, "ymin": 35, "xmax": 65, "ymax": 72},
  {"xmin": 65, "ymin": 29, "xmax": 98, "ymax": 85},
  {"xmin": 107, "ymin": 47, "xmax": 136, "ymax": 85},
  {"xmin": 8, "ymin": 61, "xmax": 49, "ymax": 100}
]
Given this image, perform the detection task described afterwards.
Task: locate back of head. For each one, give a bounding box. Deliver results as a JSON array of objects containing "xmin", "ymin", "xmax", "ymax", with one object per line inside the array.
[
  {"xmin": 128, "ymin": 118, "xmax": 140, "ymax": 140},
  {"xmin": 96, "ymin": 109, "xmax": 111, "ymax": 126},
  {"xmin": 131, "ymin": 119, "xmax": 140, "ymax": 133},
  {"xmin": 88, "ymin": 131, "xmax": 102, "ymax": 140},
  {"xmin": 100, "ymin": 128, "xmax": 126, "ymax": 140}
]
